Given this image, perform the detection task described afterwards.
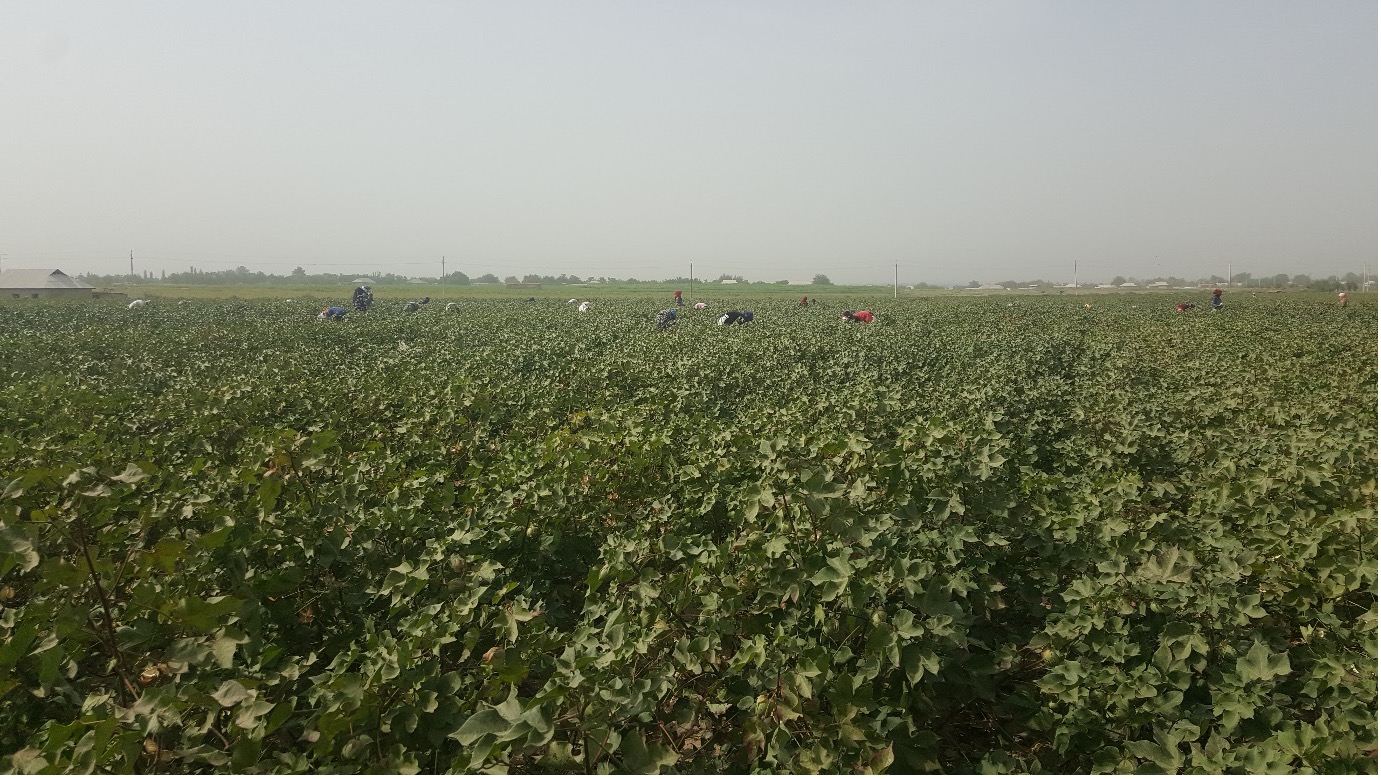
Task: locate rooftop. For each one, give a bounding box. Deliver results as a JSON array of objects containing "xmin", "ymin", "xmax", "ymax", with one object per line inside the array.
[{"xmin": 0, "ymin": 268, "xmax": 94, "ymax": 289}]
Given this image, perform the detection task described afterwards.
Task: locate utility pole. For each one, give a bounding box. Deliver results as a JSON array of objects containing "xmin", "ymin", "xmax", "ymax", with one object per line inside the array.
[
  {"xmin": 129, "ymin": 251, "xmax": 134, "ymax": 278},
  {"xmin": 689, "ymin": 261, "xmax": 693, "ymax": 302},
  {"xmin": 441, "ymin": 256, "xmax": 445, "ymax": 283},
  {"xmin": 894, "ymin": 263, "xmax": 898, "ymax": 299},
  {"xmin": 1073, "ymin": 260, "xmax": 1078, "ymax": 289}
]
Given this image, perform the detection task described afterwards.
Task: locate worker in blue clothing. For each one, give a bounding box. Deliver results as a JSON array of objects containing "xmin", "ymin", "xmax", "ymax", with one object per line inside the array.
[{"xmin": 352, "ymin": 285, "xmax": 373, "ymax": 312}]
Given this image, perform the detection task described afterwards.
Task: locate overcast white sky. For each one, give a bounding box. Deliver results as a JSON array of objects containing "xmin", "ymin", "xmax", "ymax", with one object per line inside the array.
[{"xmin": 1, "ymin": 1, "xmax": 1375, "ymax": 285}]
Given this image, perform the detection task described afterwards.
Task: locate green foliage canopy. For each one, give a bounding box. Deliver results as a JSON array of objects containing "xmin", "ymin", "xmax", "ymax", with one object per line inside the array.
[{"xmin": 0, "ymin": 293, "xmax": 1375, "ymax": 773}]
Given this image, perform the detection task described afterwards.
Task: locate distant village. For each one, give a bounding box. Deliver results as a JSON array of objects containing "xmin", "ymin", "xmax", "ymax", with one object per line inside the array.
[{"xmin": 0, "ymin": 265, "xmax": 1370, "ymax": 300}]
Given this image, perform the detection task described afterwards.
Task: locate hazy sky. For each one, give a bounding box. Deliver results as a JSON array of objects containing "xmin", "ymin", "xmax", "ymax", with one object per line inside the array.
[{"xmin": 1, "ymin": 1, "xmax": 1375, "ymax": 285}]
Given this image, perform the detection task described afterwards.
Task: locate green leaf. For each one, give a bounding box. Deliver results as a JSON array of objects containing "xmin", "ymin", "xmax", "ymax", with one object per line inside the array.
[
  {"xmin": 1128, "ymin": 737, "xmax": 1182, "ymax": 771},
  {"xmin": 0, "ymin": 622, "xmax": 37, "ymax": 673},
  {"xmin": 211, "ymin": 680, "xmax": 253, "ymax": 707},
  {"xmin": 451, "ymin": 708, "xmax": 511, "ymax": 746},
  {"xmin": 902, "ymin": 645, "xmax": 942, "ymax": 684},
  {"xmin": 494, "ymin": 687, "xmax": 523, "ymax": 723},
  {"xmin": 0, "ymin": 525, "xmax": 39, "ymax": 577},
  {"xmin": 918, "ymin": 579, "xmax": 950, "ymax": 616},
  {"xmin": 209, "ymin": 636, "xmax": 240, "ymax": 669},
  {"xmin": 109, "ymin": 463, "xmax": 149, "ymax": 484},
  {"xmin": 538, "ymin": 741, "xmax": 582, "ymax": 771},
  {"xmin": 619, "ymin": 730, "xmax": 677, "ymax": 773},
  {"xmin": 807, "ymin": 554, "xmax": 851, "ymax": 600},
  {"xmin": 892, "ymin": 609, "xmax": 925, "ymax": 638},
  {"xmin": 763, "ymin": 535, "xmax": 788, "ymax": 559},
  {"xmin": 263, "ymin": 699, "xmax": 296, "ymax": 736},
  {"xmin": 258, "ymin": 477, "xmax": 283, "ymax": 511},
  {"xmin": 230, "ymin": 736, "xmax": 261, "ymax": 772},
  {"xmin": 1237, "ymin": 640, "xmax": 1290, "ymax": 682},
  {"xmin": 866, "ymin": 744, "xmax": 894, "ymax": 773}
]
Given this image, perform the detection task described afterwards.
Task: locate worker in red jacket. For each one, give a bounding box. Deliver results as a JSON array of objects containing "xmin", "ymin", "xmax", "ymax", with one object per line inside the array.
[{"xmin": 842, "ymin": 310, "xmax": 874, "ymax": 323}]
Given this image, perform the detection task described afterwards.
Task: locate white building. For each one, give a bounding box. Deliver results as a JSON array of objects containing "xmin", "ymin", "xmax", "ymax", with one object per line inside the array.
[{"xmin": 0, "ymin": 268, "xmax": 96, "ymax": 299}]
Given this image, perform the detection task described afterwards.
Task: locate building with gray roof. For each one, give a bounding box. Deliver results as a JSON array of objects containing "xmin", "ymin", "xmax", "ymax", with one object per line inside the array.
[{"xmin": 0, "ymin": 269, "xmax": 97, "ymax": 299}]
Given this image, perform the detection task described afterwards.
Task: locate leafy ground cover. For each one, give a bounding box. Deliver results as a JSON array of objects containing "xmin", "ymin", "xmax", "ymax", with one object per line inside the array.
[{"xmin": 0, "ymin": 294, "xmax": 1375, "ymax": 773}]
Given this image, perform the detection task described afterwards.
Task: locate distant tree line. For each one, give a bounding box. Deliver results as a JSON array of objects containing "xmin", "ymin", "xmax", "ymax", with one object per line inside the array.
[
  {"xmin": 962, "ymin": 272, "xmax": 1368, "ymax": 291},
  {"xmin": 74, "ymin": 267, "xmax": 847, "ymax": 286},
  {"xmin": 1101, "ymin": 272, "xmax": 1366, "ymax": 291},
  {"xmin": 78, "ymin": 266, "xmax": 427, "ymax": 286},
  {"xmin": 72, "ymin": 267, "xmax": 1369, "ymax": 291}
]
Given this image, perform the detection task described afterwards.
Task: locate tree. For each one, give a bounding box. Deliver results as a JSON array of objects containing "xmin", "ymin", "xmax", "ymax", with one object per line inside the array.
[
  {"xmin": 1271, "ymin": 273, "xmax": 1290, "ymax": 287},
  {"xmin": 813, "ymin": 274, "xmax": 833, "ymax": 285},
  {"xmin": 442, "ymin": 271, "xmax": 470, "ymax": 285},
  {"xmin": 291, "ymin": 266, "xmax": 306, "ymax": 277},
  {"xmin": 503, "ymin": 275, "xmax": 519, "ymax": 284},
  {"xmin": 774, "ymin": 280, "xmax": 790, "ymax": 285},
  {"xmin": 1307, "ymin": 276, "xmax": 1340, "ymax": 292},
  {"xmin": 475, "ymin": 273, "xmax": 500, "ymax": 284},
  {"xmin": 1231, "ymin": 272, "xmax": 1252, "ymax": 285},
  {"xmin": 1292, "ymin": 274, "xmax": 1311, "ymax": 286},
  {"xmin": 1111, "ymin": 276, "xmax": 1127, "ymax": 286}
]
